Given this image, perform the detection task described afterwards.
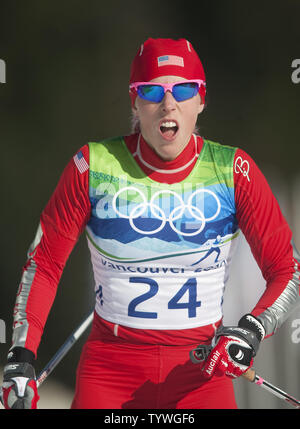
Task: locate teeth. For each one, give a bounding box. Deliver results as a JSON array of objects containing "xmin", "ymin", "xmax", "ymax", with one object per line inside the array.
[{"xmin": 161, "ymin": 121, "xmax": 177, "ymax": 128}]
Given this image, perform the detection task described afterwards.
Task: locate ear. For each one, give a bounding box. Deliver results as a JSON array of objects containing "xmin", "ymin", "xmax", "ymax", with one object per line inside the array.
[
  {"xmin": 131, "ymin": 105, "xmax": 138, "ymax": 119},
  {"xmin": 198, "ymin": 103, "xmax": 204, "ymax": 114},
  {"xmin": 197, "ymin": 95, "xmax": 205, "ymax": 114},
  {"xmin": 131, "ymin": 98, "xmax": 139, "ymax": 117}
]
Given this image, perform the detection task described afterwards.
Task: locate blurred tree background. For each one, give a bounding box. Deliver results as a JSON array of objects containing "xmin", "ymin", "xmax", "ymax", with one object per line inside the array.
[{"xmin": 0, "ymin": 0, "xmax": 300, "ymax": 403}]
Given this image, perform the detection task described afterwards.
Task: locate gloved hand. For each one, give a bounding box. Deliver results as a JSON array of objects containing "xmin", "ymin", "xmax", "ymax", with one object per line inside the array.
[
  {"xmin": 202, "ymin": 314, "xmax": 265, "ymax": 379},
  {"xmin": 1, "ymin": 347, "xmax": 39, "ymax": 409}
]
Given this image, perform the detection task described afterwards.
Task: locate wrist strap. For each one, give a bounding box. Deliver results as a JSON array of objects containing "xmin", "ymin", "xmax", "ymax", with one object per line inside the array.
[
  {"xmin": 3, "ymin": 362, "xmax": 35, "ymax": 381},
  {"xmin": 7, "ymin": 347, "xmax": 35, "ymax": 365},
  {"xmin": 238, "ymin": 314, "xmax": 265, "ymax": 341}
]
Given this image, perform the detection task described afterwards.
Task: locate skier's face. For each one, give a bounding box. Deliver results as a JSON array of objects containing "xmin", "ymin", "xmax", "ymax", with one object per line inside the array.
[{"xmin": 133, "ymin": 75, "xmax": 204, "ymax": 161}]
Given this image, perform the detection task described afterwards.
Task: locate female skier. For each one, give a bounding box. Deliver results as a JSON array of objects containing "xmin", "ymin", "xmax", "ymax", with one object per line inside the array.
[{"xmin": 2, "ymin": 38, "xmax": 300, "ymax": 409}]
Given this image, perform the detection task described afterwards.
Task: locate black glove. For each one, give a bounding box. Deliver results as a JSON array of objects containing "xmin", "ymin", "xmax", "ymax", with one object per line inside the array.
[
  {"xmin": 1, "ymin": 347, "xmax": 39, "ymax": 409},
  {"xmin": 217, "ymin": 313, "xmax": 265, "ymax": 359},
  {"xmin": 201, "ymin": 314, "xmax": 265, "ymax": 379}
]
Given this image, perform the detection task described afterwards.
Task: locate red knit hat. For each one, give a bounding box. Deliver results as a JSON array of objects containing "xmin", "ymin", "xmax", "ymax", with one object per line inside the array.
[{"xmin": 129, "ymin": 38, "xmax": 206, "ymax": 105}]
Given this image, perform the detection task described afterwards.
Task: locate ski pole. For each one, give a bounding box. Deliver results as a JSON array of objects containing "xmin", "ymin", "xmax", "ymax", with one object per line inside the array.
[
  {"xmin": 36, "ymin": 311, "xmax": 94, "ymax": 387},
  {"xmin": 242, "ymin": 368, "xmax": 300, "ymax": 409},
  {"xmin": 0, "ymin": 311, "xmax": 93, "ymax": 406},
  {"xmin": 190, "ymin": 344, "xmax": 300, "ymax": 409}
]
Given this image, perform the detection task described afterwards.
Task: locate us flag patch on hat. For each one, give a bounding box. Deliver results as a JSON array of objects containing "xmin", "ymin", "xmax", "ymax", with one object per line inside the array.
[
  {"xmin": 157, "ymin": 55, "xmax": 184, "ymax": 67},
  {"xmin": 73, "ymin": 150, "xmax": 89, "ymax": 174}
]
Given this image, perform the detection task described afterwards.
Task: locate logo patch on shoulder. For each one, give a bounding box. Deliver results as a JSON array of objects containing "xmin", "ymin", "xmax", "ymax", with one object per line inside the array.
[{"xmin": 73, "ymin": 151, "xmax": 89, "ymax": 174}]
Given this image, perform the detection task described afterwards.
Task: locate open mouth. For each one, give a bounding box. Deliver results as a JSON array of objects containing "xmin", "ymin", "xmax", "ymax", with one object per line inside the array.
[{"xmin": 159, "ymin": 120, "xmax": 179, "ymax": 140}]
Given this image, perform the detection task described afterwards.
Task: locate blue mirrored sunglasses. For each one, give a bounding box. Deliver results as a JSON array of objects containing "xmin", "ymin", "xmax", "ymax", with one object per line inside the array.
[{"xmin": 129, "ymin": 79, "xmax": 205, "ymax": 103}]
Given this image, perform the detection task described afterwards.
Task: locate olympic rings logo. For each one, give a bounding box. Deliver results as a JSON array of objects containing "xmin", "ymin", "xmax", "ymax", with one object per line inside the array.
[{"xmin": 112, "ymin": 186, "xmax": 221, "ymax": 237}]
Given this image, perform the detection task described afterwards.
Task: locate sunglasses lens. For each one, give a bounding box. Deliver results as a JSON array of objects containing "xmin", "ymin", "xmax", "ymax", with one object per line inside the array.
[
  {"xmin": 135, "ymin": 82, "xmax": 199, "ymax": 103},
  {"xmin": 173, "ymin": 82, "xmax": 199, "ymax": 101},
  {"xmin": 137, "ymin": 85, "xmax": 164, "ymax": 102}
]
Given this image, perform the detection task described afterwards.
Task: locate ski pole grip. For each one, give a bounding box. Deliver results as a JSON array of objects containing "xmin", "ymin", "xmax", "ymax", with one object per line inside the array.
[{"xmin": 243, "ymin": 368, "xmax": 256, "ymax": 382}]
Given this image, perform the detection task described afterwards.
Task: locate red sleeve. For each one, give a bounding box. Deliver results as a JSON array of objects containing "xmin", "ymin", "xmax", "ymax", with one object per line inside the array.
[
  {"xmin": 234, "ymin": 148, "xmax": 300, "ymax": 337},
  {"xmin": 12, "ymin": 145, "xmax": 91, "ymax": 356}
]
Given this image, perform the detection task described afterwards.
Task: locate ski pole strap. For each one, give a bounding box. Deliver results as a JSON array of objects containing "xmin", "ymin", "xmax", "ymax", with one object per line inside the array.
[{"xmin": 190, "ymin": 344, "xmax": 212, "ymax": 364}]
